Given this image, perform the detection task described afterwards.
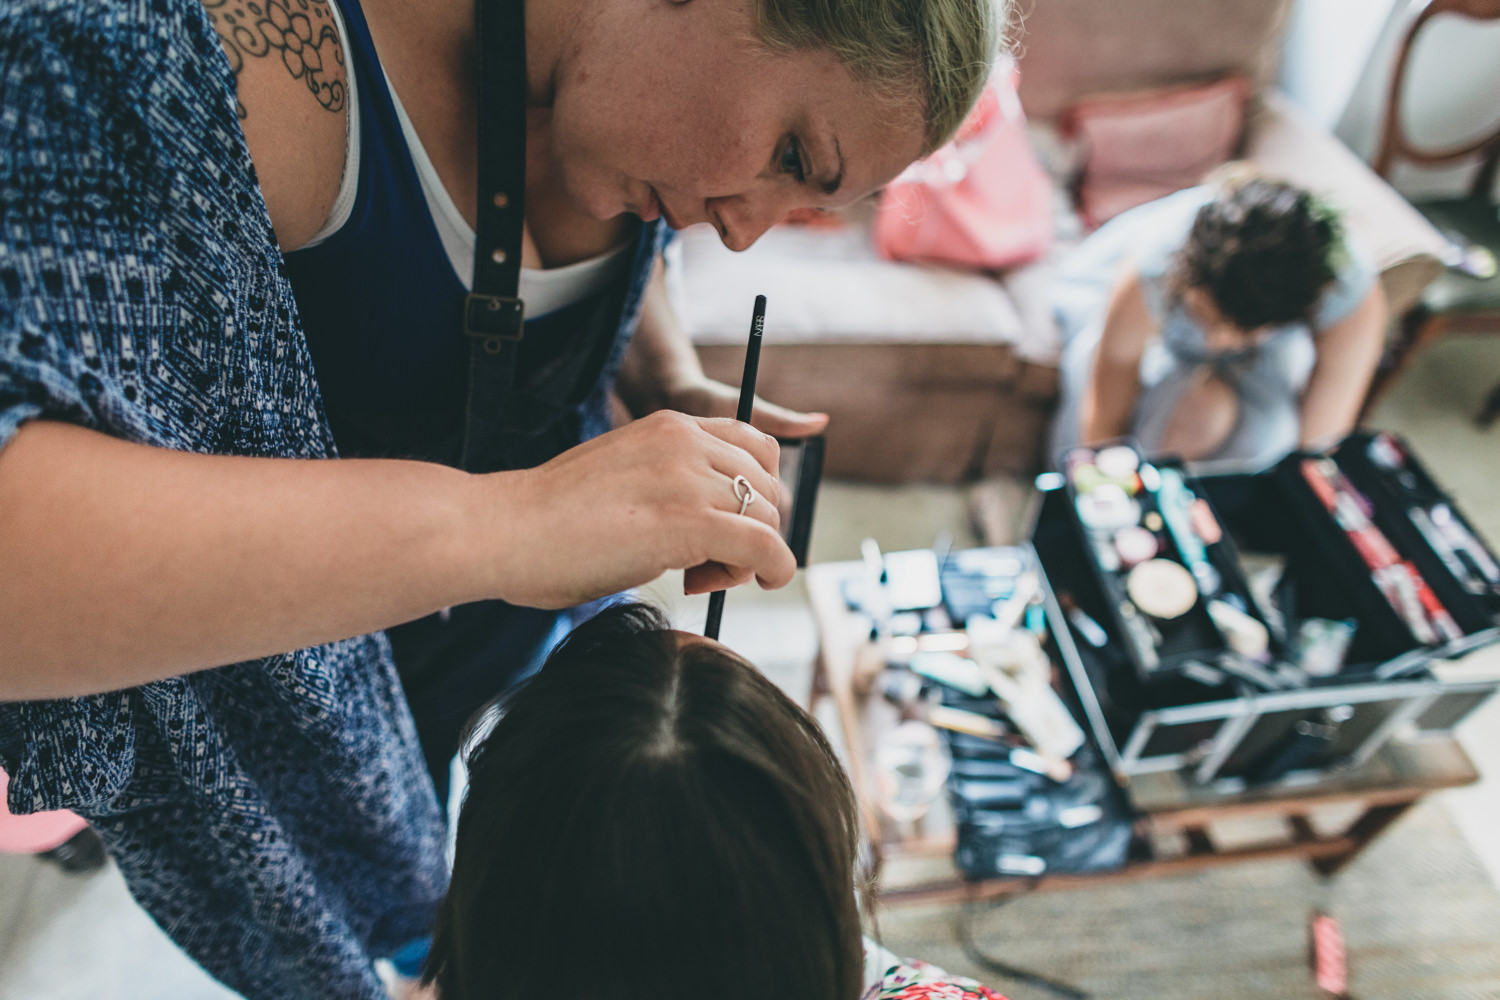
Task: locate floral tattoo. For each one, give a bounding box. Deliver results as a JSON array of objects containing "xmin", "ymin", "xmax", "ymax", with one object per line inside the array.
[{"xmin": 205, "ymin": 0, "xmax": 346, "ymax": 119}]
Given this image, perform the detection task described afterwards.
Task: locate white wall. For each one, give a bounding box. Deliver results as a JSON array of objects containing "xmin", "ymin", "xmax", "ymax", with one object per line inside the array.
[
  {"xmin": 1280, "ymin": 0, "xmax": 1500, "ymax": 198},
  {"xmin": 1278, "ymin": 0, "xmax": 1402, "ymax": 131}
]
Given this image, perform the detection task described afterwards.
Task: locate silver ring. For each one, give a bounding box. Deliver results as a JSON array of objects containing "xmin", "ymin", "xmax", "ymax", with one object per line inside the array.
[{"xmin": 732, "ymin": 475, "xmax": 757, "ymax": 516}]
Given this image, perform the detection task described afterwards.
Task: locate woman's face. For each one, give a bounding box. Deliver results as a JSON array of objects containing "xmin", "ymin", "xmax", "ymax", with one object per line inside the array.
[{"xmin": 543, "ymin": 0, "xmax": 928, "ymax": 250}]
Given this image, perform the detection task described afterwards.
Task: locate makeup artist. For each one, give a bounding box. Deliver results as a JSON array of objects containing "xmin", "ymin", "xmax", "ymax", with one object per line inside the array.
[{"xmin": 0, "ymin": 0, "xmax": 1003, "ymax": 997}]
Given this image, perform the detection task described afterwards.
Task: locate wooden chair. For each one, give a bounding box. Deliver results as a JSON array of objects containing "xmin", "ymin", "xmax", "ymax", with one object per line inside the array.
[{"xmin": 1361, "ymin": 0, "xmax": 1500, "ymax": 426}]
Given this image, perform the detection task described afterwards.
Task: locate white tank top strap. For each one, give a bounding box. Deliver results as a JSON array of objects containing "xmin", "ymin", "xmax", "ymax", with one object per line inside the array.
[{"xmin": 301, "ymin": 0, "xmax": 631, "ymax": 318}]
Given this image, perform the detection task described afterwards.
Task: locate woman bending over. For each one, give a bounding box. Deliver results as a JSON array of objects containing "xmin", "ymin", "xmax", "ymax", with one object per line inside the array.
[{"xmin": 1050, "ymin": 172, "xmax": 1386, "ymax": 469}]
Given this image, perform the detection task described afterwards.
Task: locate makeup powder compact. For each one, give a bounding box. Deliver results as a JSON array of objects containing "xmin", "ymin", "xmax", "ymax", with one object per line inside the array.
[{"xmin": 1127, "ymin": 559, "xmax": 1199, "ymax": 620}]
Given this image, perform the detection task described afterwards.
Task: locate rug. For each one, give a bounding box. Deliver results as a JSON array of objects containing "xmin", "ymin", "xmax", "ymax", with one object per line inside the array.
[{"xmin": 871, "ymin": 800, "xmax": 1500, "ymax": 1000}]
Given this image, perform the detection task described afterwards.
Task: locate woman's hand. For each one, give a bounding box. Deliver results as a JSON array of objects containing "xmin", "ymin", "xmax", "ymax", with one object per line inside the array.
[
  {"xmin": 615, "ymin": 256, "xmax": 829, "ymax": 439},
  {"xmin": 650, "ymin": 372, "xmax": 829, "ymax": 440},
  {"xmin": 474, "ymin": 410, "xmax": 798, "ymax": 609},
  {"xmin": 0, "ymin": 416, "xmax": 791, "ymax": 699},
  {"xmin": 1300, "ymin": 284, "xmax": 1387, "ymax": 450}
]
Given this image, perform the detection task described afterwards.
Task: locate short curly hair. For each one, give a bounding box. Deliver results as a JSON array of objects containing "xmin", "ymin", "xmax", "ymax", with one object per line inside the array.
[{"xmin": 1177, "ymin": 178, "xmax": 1345, "ymax": 332}]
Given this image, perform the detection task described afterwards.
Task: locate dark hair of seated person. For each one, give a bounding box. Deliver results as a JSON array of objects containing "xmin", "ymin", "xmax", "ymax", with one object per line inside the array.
[
  {"xmin": 1178, "ymin": 176, "xmax": 1343, "ymax": 333},
  {"xmin": 422, "ymin": 602, "xmax": 865, "ymax": 1000}
]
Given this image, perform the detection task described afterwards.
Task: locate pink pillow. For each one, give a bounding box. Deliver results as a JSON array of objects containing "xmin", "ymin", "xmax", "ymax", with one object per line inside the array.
[
  {"xmin": 872, "ymin": 65, "xmax": 1054, "ymax": 271},
  {"xmin": 1066, "ymin": 76, "xmax": 1250, "ymax": 228}
]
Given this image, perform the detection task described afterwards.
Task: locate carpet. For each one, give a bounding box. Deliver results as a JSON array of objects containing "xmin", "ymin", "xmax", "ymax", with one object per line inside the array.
[{"xmin": 871, "ymin": 799, "xmax": 1500, "ymax": 1000}]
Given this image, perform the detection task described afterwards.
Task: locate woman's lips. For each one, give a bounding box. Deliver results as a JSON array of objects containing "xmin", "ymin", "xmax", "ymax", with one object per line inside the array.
[
  {"xmin": 647, "ymin": 187, "xmax": 688, "ymax": 230},
  {"xmin": 637, "ymin": 186, "xmax": 662, "ymax": 222}
]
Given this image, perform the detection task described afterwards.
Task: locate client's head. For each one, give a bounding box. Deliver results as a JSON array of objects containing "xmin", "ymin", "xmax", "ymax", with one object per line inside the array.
[
  {"xmin": 424, "ymin": 602, "xmax": 864, "ymax": 1000},
  {"xmin": 1177, "ymin": 175, "xmax": 1345, "ymax": 334}
]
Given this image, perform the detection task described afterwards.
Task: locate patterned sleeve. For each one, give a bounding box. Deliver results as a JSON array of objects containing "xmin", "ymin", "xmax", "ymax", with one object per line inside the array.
[
  {"xmin": 0, "ymin": 0, "xmax": 290, "ymax": 459},
  {"xmin": 861, "ymin": 938, "xmax": 1010, "ymax": 1000}
]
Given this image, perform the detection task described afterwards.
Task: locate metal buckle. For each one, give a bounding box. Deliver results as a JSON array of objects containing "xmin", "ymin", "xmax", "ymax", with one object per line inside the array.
[{"xmin": 463, "ymin": 293, "xmax": 525, "ymax": 352}]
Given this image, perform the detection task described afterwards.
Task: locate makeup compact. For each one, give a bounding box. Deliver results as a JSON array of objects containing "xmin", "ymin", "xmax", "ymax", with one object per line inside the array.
[{"xmin": 1032, "ymin": 432, "xmax": 1500, "ymax": 788}]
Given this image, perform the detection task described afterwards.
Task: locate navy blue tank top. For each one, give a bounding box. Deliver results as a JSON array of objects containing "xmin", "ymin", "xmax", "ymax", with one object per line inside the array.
[
  {"xmin": 282, "ymin": 0, "xmax": 667, "ymax": 468},
  {"xmin": 279, "ymin": 0, "xmax": 670, "ymax": 773}
]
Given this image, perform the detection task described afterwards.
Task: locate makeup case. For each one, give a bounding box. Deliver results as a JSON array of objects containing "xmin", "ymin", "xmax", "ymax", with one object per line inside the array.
[{"xmin": 1031, "ymin": 432, "xmax": 1500, "ymax": 789}]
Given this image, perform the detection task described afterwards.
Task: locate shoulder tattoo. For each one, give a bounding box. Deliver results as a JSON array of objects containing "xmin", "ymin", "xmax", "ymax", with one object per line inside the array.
[{"xmin": 205, "ymin": 0, "xmax": 347, "ymax": 119}]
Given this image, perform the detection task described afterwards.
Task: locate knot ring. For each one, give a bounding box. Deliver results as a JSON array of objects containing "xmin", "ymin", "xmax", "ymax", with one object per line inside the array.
[{"xmin": 732, "ymin": 475, "xmax": 757, "ymax": 516}]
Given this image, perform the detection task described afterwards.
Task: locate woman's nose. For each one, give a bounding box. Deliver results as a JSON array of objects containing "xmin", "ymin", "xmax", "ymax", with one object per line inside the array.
[{"xmin": 707, "ymin": 193, "xmax": 796, "ymax": 252}]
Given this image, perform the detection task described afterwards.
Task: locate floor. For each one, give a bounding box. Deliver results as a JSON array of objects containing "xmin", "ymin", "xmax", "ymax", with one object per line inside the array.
[{"xmin": 1, "ymin": 335, "xmax": 1497, "ymax": 998}]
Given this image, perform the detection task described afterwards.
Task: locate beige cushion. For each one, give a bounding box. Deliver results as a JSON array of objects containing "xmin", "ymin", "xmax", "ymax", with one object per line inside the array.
[{"xmin": 669, "ymin": 217, "xmax": 1041, "ymax": 355}]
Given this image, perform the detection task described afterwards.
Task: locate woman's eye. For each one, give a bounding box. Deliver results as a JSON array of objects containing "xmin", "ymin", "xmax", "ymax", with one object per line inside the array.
[{"xmin": 780, "ymin": 139, "xmax": 807, "ymax": 183}]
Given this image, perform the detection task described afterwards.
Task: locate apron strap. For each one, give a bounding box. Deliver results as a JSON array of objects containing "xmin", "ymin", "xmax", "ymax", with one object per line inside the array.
[{"xmin": 461, "ymin": 0, "xmax": 528, "ymax": 473}]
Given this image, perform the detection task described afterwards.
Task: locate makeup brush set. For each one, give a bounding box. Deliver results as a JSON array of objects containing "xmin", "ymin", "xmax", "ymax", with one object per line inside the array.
[
  {"xmin": 848, "ymin": 544, "xmax": 1134, "ymax": 878},
  {"xmin": 1032, "ymin": 434, "xmax": 1500, "ymax": 788}
]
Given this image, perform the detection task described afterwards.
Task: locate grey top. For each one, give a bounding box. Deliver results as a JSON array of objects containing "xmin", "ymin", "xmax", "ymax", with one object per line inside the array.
[{"xmin": 1049, "ymin": 186, "xmax": 1376, "ymax": 470}]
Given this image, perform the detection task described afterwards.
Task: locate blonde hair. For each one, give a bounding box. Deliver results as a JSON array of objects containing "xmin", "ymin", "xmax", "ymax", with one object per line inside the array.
[{"xmin": 752, "ymin": 0, "xmax": 1010, "ymax": 154}]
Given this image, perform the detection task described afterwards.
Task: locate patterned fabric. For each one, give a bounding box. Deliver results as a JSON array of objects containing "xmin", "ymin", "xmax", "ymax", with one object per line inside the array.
[
  {"xmin": 0, "ymin": 2, "xmax": 449, "ymax": 998},
  {"xmin": 861, "ymin": 940, "xmax": 1010, "ymax": 1000}
]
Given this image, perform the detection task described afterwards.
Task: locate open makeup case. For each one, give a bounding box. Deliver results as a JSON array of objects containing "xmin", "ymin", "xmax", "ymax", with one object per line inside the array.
[
  {"xmin": 847, "ymin": 431, "xmax": 1497, "ymax": 881},
  {"xmin": 1030, "ymin": 431, "xmax": 1500, "ymax": 789}
]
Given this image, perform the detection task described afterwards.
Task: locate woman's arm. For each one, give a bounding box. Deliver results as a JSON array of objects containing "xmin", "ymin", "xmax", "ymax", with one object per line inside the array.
[
  {"xmin": 1300, "ymin": 283, "xmax": 1387, "ymax": 451},
  {"xmin": 1079, "ymin": 265, "xmax": 1156, "ymax": 445},
  {"xmin": 0, "ymin": 413, "xmax": 792, "ymax": 700},
  {"xmin": 615, "ymin": 257, "xmax": 830, "ymax": 439}
]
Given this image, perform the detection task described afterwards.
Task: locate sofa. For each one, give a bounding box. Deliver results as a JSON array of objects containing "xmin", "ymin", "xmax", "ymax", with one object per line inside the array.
[{"xmin": 668, "ymin": 0, "xmax": 1448, "ymax": 484}]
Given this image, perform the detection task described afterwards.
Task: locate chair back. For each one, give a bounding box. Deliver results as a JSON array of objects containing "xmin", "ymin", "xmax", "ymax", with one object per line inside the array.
[{"xmin": 1372, "ymin": 0, "xmax": 1500, "ymax": 197}]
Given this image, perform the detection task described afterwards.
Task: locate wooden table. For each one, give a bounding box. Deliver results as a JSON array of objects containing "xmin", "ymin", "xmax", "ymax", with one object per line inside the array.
[{"xmin": 806, "ymin": 558, "xmax": 1481, "ymax": 905}]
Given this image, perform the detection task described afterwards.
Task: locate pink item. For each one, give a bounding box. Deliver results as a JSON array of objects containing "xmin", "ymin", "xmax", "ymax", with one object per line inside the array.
[
  {"xmin": 873, "ymin": 61, "xmax": 1054, "ymax": 271},
  {"xmin": 1066, "ymin": 75, "xmax": 1250, "ymax": 228},
  {"xmin": 0, "ymin": 767, "xmax": 89, "ymax": 854}
]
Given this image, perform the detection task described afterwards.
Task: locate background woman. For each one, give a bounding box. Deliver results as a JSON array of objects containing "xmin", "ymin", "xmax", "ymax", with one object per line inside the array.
[{"xmin": 1049, "ymin": 172, "xmax": 1387, "ymax": 469}]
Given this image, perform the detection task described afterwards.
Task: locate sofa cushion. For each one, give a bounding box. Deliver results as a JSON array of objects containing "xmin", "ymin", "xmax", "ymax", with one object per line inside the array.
[
  {"xmin": 1068, "ymin": 75, "xmax": 1251, "ymax": 227},
  {"xmin": 669, "ymin": 213, "xmax": 1058, "ymax": 361}
]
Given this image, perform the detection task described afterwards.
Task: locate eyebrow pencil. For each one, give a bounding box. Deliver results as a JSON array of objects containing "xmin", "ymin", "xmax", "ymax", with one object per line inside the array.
[{"xmin": 704, "ymin": 294, "xmax": 766, "ymax": 640}]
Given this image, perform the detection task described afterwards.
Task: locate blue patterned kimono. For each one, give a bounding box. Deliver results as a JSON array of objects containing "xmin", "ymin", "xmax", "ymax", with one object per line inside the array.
[{"xmin": 0, "ymin": 1, "xmax": 450, "ymax": 997}]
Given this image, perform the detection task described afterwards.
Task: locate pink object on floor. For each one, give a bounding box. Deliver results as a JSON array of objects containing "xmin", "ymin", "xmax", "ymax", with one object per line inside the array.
[{"xmin": 0, "ymin": 767, "xmax": 89, "ymax": 854}]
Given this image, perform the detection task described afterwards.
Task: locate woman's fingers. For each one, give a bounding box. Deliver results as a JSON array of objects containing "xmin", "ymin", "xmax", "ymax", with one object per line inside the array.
[
  {"xmin": 747, "ymin": 397, "xmax": 829, "ymax": 440},
  {"xmin": 682, "ymin": 510, "xmax": 797, "ymax": 594},
  {"xmin": 655, "ymin": 375, "xmax": 828, "ymax": 441},
  {"xmin": 684, "ymin": 562, "xmax": 752, "ymax": 595},
  {"xmin": 694, "ymin": 417, "xmax": 783, "ymax": 524},
  {"xmin": 483, "ymin": 411, "xmax": 799, "ymax": 609}
]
